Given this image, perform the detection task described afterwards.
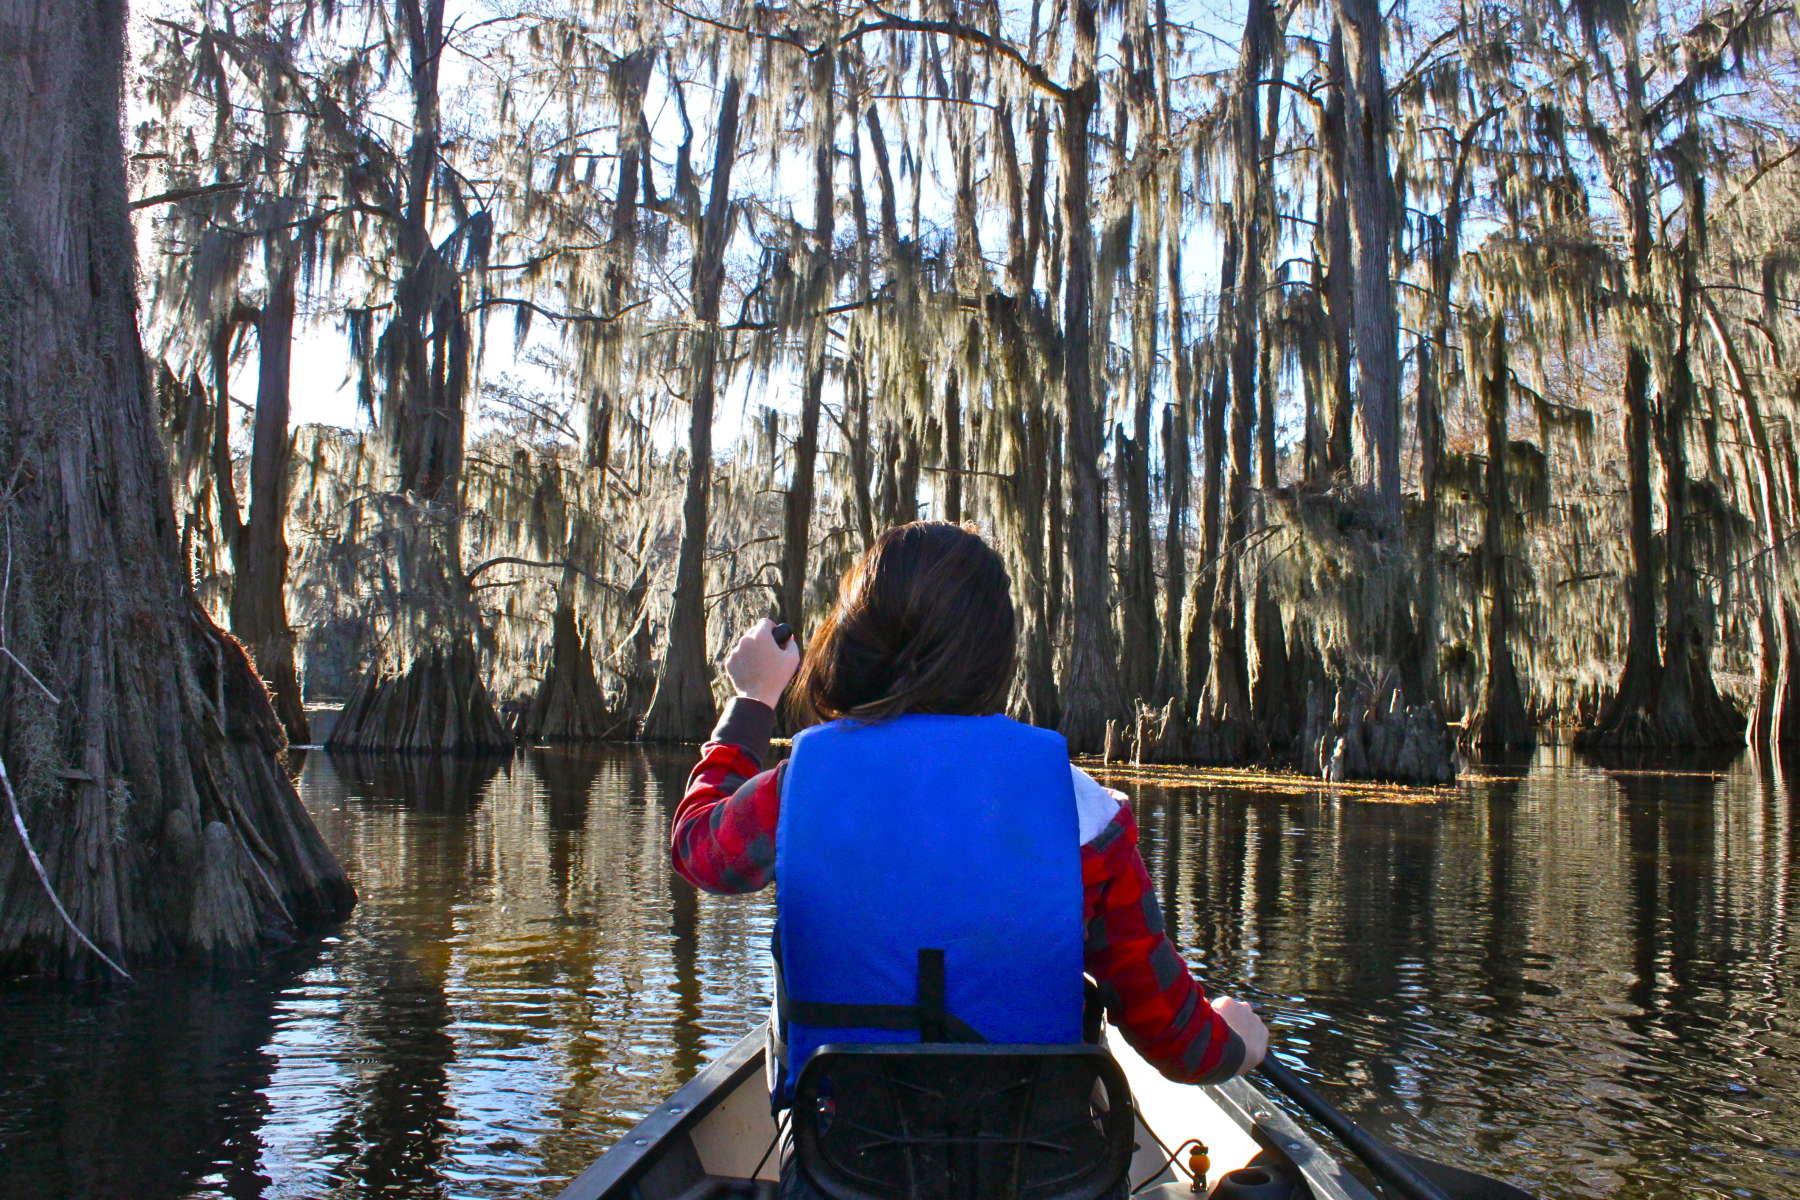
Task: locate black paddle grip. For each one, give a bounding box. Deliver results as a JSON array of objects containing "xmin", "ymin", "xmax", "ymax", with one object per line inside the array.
[{"xmin": 772, "ymin": 622, "xmax": 793, "ymax": 649}]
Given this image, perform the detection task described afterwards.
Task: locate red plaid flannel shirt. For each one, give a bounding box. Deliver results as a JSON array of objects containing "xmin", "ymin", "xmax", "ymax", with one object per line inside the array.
[{"xmin": 670, "ymin": 699, "xmax": 1246, "ymax": 1084}]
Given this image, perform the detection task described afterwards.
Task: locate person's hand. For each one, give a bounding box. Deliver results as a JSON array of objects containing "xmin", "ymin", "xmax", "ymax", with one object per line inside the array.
[
  {"xmin": 725, "ymin": 618, "xmax": 801, "ymax": 709},
  {"xmin": 1211, "ymin": 996, "xmax": 1269, "ymax": 1073}
]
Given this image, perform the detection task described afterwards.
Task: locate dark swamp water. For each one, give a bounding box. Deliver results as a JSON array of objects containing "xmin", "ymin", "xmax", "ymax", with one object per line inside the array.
[{"xmin": 1, "ymin": 744, "xmax": 1796, "ymax": 1200}]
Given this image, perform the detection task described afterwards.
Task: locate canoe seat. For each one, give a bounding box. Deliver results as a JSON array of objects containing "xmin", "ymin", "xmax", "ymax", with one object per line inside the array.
[{"xmin": 790, "ymin": 1043, "xmax": 1135, "ymax": 1200}]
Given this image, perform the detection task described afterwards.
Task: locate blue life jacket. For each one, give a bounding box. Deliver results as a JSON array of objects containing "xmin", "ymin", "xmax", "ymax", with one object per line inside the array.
[{"xmin": 771, "ymin": 712, "xmax": 1087, "ymax": 1102}]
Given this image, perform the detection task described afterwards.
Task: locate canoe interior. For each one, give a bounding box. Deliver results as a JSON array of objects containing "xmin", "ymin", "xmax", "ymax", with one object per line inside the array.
[{"xmin": 554, "ymin": 1030, "xmax": 1376, "ymax": 1200}]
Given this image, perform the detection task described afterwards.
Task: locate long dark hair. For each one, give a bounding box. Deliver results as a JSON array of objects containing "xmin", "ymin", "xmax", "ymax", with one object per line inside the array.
[{"xmin": 792, "ymin": 522, "xmax": 1015, "ymax": 723}]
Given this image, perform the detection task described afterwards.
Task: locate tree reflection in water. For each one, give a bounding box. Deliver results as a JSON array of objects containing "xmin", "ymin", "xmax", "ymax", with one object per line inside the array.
[
  {"xmin": 321, "ymin": 750, "xmax": 500, "ymax": 1196},
  {"xmin": 0, "ymin": 947, "xmax": 320, "ymax": 1198},
  {"xmin": 0, "ymin": 746, "xmax": 1795, "ymax": 1200}
]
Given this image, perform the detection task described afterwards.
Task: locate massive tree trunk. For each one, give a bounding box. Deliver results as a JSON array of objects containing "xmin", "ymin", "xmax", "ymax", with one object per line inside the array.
[
  {"xmin": 1053, "ymin": 0, "xmax": 1126, "ymax": 752},
  {"xmin": 0, "ymin": 0, "xmax": 352, "ymax": 978},
  {"xmin": 1469, "ymin": 311, "xmax": 1533, "ymax": 752},
  {"xmin": 643, "ymin": 75, "xmax": 743, "ymax": 741}
]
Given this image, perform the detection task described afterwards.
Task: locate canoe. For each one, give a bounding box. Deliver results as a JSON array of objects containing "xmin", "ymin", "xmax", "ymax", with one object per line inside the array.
[{"xmin": 553, "ymin": 1029, "xmax": 1376, "ymax": 1200}]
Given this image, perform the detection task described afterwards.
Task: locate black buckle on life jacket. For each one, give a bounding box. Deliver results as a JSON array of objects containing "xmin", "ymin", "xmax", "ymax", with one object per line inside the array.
[{"xmin": 783, "ymin": 947, "xmax": 985, "ymax": 1043}]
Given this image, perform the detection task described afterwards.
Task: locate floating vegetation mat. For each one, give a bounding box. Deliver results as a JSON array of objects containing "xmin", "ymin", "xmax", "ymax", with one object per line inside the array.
[{"xmin": 1074, "ymin": 759, "xmax": 1457, "ymax": 805}]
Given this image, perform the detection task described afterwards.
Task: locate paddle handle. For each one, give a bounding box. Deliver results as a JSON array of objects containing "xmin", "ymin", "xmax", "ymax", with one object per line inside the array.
[
  {"xmin": 1258, "ymin": 1058, "xmax": 1455, "ymax": 1200},
  {"xmin": 772, "ymin": 622, "xmax": 793, "ymax": 649}
]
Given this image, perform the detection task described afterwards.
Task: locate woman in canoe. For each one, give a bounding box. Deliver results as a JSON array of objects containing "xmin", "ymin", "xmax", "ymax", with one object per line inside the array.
[{"xmin": 671, "ymin": 520, "xmax": 1269, "ymax": 1195}]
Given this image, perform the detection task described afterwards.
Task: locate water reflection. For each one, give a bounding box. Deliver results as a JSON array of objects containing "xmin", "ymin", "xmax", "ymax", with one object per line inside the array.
[
  {"xmin": 0, "ymin": 948, "xmax": 321, "ymax": 1198},
  {"xmin": 1125, "ymin": 749, "xmax": 1800, "ymax": 1200},
  {"xmin": 0, "ymin": 746, "xmax": 1794, "ymax": 1199}
]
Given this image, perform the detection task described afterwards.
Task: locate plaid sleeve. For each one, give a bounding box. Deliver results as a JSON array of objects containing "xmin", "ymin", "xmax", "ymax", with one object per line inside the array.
[
  {"xmin": 670, "ymin": 698, "xmax": 783, "ymax": 895},
  {"xmin": 1081, "ymin": 801, "xmax": 1247, "ymax": 1084}
]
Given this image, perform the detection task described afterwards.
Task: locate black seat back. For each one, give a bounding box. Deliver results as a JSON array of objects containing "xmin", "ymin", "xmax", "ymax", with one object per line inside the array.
[{"xmin": 789, "ymin": 1043, "xmax": 1135, "ymax": 1200}]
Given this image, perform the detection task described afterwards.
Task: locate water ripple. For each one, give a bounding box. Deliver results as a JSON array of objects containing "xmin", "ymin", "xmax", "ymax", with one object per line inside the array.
[{"xmin": 0, "ymin": 744, "xmax": 1794, "ymax": 1200}]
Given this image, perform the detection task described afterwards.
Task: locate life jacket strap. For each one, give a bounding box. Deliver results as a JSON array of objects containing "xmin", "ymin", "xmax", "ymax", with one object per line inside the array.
[{"xmin": 782, "ymin": 947, "xmax": 986, "ymax": 1043}]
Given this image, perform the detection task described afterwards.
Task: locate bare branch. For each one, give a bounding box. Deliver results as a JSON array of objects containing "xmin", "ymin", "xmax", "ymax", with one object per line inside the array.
[{"xmin": 130, "ymin": 180, "xmax": 248, "ymax": 210}]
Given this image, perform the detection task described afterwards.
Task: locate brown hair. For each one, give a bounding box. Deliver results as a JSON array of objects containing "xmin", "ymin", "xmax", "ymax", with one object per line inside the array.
[{"xmin": 791, "ymin": 522, "xmax": 1015, "ymax": 723}]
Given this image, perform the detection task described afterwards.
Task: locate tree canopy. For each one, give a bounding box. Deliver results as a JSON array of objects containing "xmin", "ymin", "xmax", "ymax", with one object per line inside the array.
[{"xmin": 128, "ymin": 0, "xmax": 1800, "ymax": 770}]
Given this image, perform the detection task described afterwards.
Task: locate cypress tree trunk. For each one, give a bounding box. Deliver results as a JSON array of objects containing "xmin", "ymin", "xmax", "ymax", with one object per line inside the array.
[
  {"xmin": 1704, "ymin": 300, "xmax": 1798, "ymax": 746},
  {"xmin": 847, "ymin": 345, "xmax": 876, "ymax": 548},
  {"xmin": 1194, "ymin": 297, "xmax": 1258, "ymax": 761},
  {"xmin": 1578, "ymin": 39, "xmax": 1664, "ymax": 751},
  {"xmin": 1469, "ymin": 311, "xmax": 1533, "ymax": 752},
  {"xmin": 1334, "ymin": 0, "xmax": 1402, "ymax": 525},
  {"xmin": 877, "ymin": 417, "xmax": 921, "ymax": 527},
  {"xmin": 1054, "ymin": 0, "xmax": 1126, "ymax": 751},
  {"xmin": 1193, "ymin": 0, "xmax": 1274, "ymax": 763},
  {"xmin": 516, "ymin": 591, "xmax": 618, "ymax": 743},
  {"xmin": 1647, "ymin": 199, "xmax": 1741, "ymax": 745},
  {"xmin": 327, "ymin": 0, "xmax": 503, "ymax": 754},
  {"xmin": 995, "ymin": 294, "xmax": 1059, "ymax": 727},
  {"xmin": 1581, "ymin": 55, "xmax": 1742, "ymax": 750},
  {"xmin": 1117, "ymin": 178, "xmax": 1160, "ymax": 705},
  {"xmin": 779, "ymin": 54, "xmax": 835, "ymax": 629},
  {"xmin": 1319, "ymin": 26, "xmax": 1356, "ymax": 483},
  {"xmin": 1417, "ymin": 115, "xmax": 1487, "ymax": 713},
  {"xmin": 1414, "ymin": 326, "xmax": 1444, "ymax": 707},
  {"xmin": 643, "ymin": 75, "xmax": 743, "ymax": 741},
  {"xmin": 0, "ymin": 0, "xmax": 352, "ymax": 978},
  {"xmin": 620, "ymin": 538, "xmax": 658, "ymax": 724},
  {"xmin": 1182, "ymin": 236, "xmax": 1237, "ymax": 714},
  {"xmin": 588, "ymin": 49, "xmax": 651, "ymax": 475},
  {"xmin": 1157, "ymin": 191, "xmax": 1191, "ymax": 702},
  {"xmin": 1119, "ymin": 425, "xmax": 1156, "ymax": 701},
  {"xmin": 1023, "ymin": 394, "xmax": 1061, "ymax": 727},
  {"xmin": 1246, "ymin": 15, "xmax": 1289, "ymax": 740},
  {"xmin": 227, "ymin": 235, "xmax": 308, "ymax": 745},
  {"xmin": 1585, "ymin": 160, "xmax": 1662, "ymax": 745}
]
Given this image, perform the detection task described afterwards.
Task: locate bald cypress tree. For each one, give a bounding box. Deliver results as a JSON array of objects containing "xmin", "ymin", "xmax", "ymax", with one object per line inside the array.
[{"xmin": 0, "ymin": 0, "xmax": 351, "ymax": 979}]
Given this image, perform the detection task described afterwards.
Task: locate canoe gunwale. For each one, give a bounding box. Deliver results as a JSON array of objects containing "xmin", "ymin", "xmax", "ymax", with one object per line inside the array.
[
  {"xmin": 1204, "ymin": 1073, "xmax": 1375, "ymax": 1200},
  {"xmin": 553, "ymin": 1029, "xmax": 768, "ymax": 1200},
  {"xmin": 554, "ymin": 1030, "xmax": 1377, "ymax": 1200}
]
